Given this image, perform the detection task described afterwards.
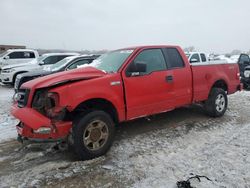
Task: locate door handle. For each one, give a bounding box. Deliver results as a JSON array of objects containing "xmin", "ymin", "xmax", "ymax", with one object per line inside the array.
[{"xmin": 166, "ymin": 75, "xmax": 173, "ymax": 83}]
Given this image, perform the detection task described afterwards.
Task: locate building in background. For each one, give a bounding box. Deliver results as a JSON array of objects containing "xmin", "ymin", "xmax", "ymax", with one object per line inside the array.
[{"xmin": 0, "ymin": 45, "xmax": 26, "ymax": 53}]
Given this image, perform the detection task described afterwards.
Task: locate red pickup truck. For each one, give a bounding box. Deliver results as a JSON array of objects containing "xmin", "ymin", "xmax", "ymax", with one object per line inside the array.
[{"xmin": 11, "ymin": 45, "xmax": 241, "ymax": 160}]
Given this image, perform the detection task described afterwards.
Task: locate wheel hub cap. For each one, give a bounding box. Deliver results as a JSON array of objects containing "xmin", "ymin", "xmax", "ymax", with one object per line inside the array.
[
  {"xmin": 83, "ymin": 120, "xmax": 109, "ymax": 151},
  {"xmin": 215, "ymin": 94, "xmax": 225, "ymax": 112}
]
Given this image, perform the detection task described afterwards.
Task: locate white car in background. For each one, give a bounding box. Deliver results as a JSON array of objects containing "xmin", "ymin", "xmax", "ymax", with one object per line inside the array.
[
  {"xmin": 0, "ymin": 49, "xmax": 39, "ymax": 69},
  {"xmin": 0, "ymin": 52, "xmax": 79, "ymax": 85}
]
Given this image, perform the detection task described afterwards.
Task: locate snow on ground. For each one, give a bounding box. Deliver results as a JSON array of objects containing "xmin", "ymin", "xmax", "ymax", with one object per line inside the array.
[
  {"xmin": 0, "ymin": 85, "xmax": 250, "ymax": 188},
  {"xmin": 0, "ymin": 85, "xmax": 18, "ymax": 142}
]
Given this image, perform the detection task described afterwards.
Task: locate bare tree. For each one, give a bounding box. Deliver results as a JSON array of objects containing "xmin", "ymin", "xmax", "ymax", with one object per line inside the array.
[{"xmin": 184, "ymin": 46, "xmax": 195, "ymax": 52}]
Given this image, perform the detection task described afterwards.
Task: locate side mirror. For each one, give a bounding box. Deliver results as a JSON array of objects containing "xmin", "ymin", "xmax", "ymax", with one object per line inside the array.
[
  {"xmin": 4, "ymin": 56, "xmax": 9, "ymax": 60},
  {"xmin": 38, "ymin": 61, "xmax": 44, "ymax": 65},
  {"xmin": 190, "ymin": 58, "xmax": 199, "ymax": 63},
  {"xmin": 126, "ymin": 62, "xmax": 147, "ymax": 77}
]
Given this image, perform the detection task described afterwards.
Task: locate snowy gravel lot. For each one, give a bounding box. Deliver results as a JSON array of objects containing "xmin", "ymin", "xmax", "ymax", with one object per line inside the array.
[{"xmin": 0, "ymin": 85, "xmax": 250, "ymax": 188}]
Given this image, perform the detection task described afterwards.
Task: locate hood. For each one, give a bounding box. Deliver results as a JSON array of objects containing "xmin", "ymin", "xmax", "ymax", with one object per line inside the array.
[
  {"xmin": 22, "ymin": 67, "xmax": 107, "ymax": 89},
  {"xmin": 20, "ymin": 69, "xmax": 52, "ymax": 78},
  {"xmin": 1, "ymin": 61, "xmax": 38, "ymax": 70}
]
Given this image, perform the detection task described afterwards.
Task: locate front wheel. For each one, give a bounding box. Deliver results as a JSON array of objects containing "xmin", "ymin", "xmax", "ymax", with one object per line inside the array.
[
  {"xmin": 72, "ymin": 111, "xmax": 115, "ymax": 160},
  {"xmin": 204, "ymin": 88, "xmax": 228, "ymax": 117}
]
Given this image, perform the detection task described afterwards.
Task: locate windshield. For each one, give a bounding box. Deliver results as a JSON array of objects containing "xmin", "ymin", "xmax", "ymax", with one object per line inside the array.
[
  {"xmin": 37, "ymin": 55, "xmax": 48, "ymax": 64},
  {"xmin": 88, "ymin": 50, "xmax": 133, "ymax": 73},
  {"xmin": 47, "ymin": 57, "xmax": 74, "ymax": 71},
  {"xmin": 0, "ymin": 51, "xmax": 9, "ymax": 58}
]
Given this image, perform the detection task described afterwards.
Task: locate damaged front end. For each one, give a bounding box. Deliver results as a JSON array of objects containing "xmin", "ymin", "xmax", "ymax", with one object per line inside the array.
[{"xmin": 12, "ymin": 88, "xmax": 72, "ymax": 143}]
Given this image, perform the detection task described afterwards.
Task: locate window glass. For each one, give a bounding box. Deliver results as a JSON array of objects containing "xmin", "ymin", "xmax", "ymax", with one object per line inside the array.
[
  {"xmin": 57, "ymin": 55, "xmax": 68, "ymax": 62},
  {"xmin": 9, "ymin": 52, "xmax": 24, "ymax": 59},
  {"xmin": 23, "ymin": 52, "xmax": 35, "ymax": 58},
  {"xmin": 239, "ymin": 55, "xmax": 250, "ymax": 64},
  {"xmin": 89, "ymin": 50, "xmax": 133, "ymax": 73},
  {"xmin": 43, "ymin": 56, "xmax": 61, "ymax": 64},
  {"xmin": 130, "ymin": 49, "xmax": 167, "ymax": 74},
  {"xmin": 190, "ymin": 53, "xmax": 200, "ymax": 63},
  {"xmin": 162, "ymin": 48, "xmax": 185, "ymax": 68},
  {"xmin": 67, "ymin": 59, "xmax": 91, "ymax": 70},
  {"xmin": 200, "ymin": 54, "xmax": 206, "ymax": 62}
]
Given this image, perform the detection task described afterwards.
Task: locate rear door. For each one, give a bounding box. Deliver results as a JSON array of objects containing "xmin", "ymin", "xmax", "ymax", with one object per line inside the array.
[
  {"xmin": 162, "ymin": 48, "xmax": 192, "ymax": 107},
  {"xmin": 122, "ymin": 48, "xmax": 175, "ymax": 120}
]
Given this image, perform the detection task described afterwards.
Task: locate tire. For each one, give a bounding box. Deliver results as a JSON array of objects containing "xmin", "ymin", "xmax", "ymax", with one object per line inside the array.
[
  {"xmin": 204, "ymin": 88, "xmax": 228, "ymax": 117},
  {"xmin": 72, "ymin": 111, "xmax": 115, "ymax": 160}
]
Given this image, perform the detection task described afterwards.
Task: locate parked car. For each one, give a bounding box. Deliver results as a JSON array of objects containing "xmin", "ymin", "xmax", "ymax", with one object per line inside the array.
[
  {"xmin": 0, "ymin": 49, "xmax": 39, "ymax": 69},
  {"xmin": 11, "ymin": 45, "xmax": 241, "ymax": 160},
  {"xmin": 15, "ymin": 55, "xmax": 99, "ymax": 91},
  {"xmin": 242, "ymin": 65, "xmax": 250, "ymax": 89},
  {"xmin": 0, "ymin": 53, "xmax": 78, "ymax": 85}
]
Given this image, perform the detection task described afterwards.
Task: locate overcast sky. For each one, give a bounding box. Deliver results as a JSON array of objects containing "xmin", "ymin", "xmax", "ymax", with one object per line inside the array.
[{"xmin": 0, "ymin": 0, "xmax": 250, "ymax": 53}]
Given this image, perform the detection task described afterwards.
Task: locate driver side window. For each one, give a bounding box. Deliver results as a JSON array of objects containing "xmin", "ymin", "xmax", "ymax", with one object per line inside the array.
[{"xmin": 127, "ymin": 49, "xmax": 167, "ymax": 75}]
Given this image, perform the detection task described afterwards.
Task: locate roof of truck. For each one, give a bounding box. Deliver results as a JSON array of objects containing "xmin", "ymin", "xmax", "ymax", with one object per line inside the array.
[{"xmin": 7, "ymin": 49, "xmax": 37, "ymax": 52}]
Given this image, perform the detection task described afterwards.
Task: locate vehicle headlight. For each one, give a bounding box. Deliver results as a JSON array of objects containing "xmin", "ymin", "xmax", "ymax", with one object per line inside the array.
[
  {"xmin": 244, "ymin": 71, "xmax": 250, "ymax": 78},
  {"xmin": 32, "ymin": 90, "xmax": 65, "ymax": 119},
  {"xmin": 2, "ymin": 68, "xmax": 15, "ymax": 73}
]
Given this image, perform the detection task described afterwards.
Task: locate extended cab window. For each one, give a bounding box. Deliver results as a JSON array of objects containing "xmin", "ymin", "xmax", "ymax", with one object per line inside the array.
[
  {"xmin": 162, "ymin": 48, "xmax": 185, "ymax": 68},
  {"xmin": 200, "ymin": 53, "xmax": 206, "ymax": 62},
  {"xmin": 128, "ymin": 49, "xmax": 166, "ymax": 75}
]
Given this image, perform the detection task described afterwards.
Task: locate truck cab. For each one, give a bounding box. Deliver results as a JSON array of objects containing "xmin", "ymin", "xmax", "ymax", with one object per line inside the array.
[{"xmin": 0, "ymin": 49, "xmax": 39, "ymax": 69}]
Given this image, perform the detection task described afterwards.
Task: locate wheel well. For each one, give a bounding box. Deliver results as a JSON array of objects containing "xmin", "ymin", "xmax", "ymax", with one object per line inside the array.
[
  {"xmin": 211, "ymin": 80, "xmax": 228, "ymax": 92},
  {"xmin": 13, "ymin": 71, "xmax": 27, "ymax": 83},
  {"xmin": 72, "ymin": 98, "xmax": 119, "ymax": 124}
]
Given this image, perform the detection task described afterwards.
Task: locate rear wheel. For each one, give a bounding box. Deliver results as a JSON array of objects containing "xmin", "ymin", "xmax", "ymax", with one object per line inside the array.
[
  {"xmin": 72, "ymin": 111, "xmax": 115, "ymax": 160},
  {"xmin": 204, "ymin": 88, "xmax": 228, "ymax": 117}
]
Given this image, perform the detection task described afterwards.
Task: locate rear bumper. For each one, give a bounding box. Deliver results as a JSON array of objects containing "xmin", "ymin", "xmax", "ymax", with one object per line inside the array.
[{"xmin": 11, "ymin": 105, "xmax": 72, "ymax": 140}]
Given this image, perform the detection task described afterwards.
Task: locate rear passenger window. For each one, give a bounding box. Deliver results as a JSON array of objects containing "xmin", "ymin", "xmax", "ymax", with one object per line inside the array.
[
  {"xmin": 162, "ymin": 48, "xmax": 185, "ymax": 68},
  {"xmin": 200, "ymin": 54, "xmax": 206, "ymax": 62},
  {"xmin": 23, "ymin": 52, "xmax": 35, "ymax": 58},
  {"xmin": 132, "ymin": 49, "xmax": 167, "ymax": 74}
]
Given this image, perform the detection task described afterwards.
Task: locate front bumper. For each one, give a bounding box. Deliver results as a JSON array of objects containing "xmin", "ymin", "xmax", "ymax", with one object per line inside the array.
[
  {"xmin": 0, "ymin": 72, "xmax": 13, "ymax": 84},
  {"xmin": 11, "ymin": 105, "xmax": 72, "ymax": 140}
]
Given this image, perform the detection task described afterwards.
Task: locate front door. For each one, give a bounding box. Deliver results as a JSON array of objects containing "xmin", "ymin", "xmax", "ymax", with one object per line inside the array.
[{"xmin": 122, "ymin": 48, "xmax": 175, "ymax": 120}]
